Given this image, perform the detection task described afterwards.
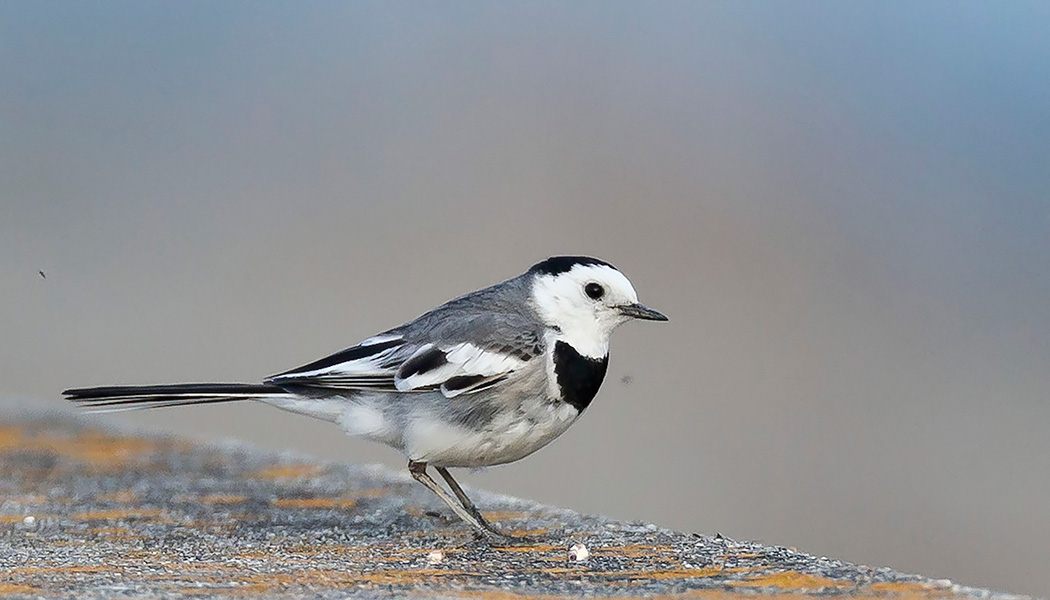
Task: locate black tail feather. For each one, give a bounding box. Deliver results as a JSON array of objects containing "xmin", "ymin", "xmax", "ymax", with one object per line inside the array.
[{"xmin": 64, "ymin": 383, "xmax": 288, "ymax": 411}]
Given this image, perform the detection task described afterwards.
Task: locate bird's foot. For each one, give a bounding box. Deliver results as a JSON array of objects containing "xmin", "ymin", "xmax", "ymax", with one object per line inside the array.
[
  {"xmin": 471, "ymin": 529, "xmax": 528, "ymax": 547},
  {"xmin": 471, "ymin": 525, "xmax": 553, "ymax": 547}
]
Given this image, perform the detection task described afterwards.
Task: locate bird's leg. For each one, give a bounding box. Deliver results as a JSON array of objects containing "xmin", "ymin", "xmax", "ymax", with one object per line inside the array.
[
  {"xmin": 408, "ymin": 460, "xmax": 513, "ymax": 544},
  {"xmin": 434, "ymin": 466, "xmax": 504, "ymax": 536},
  {"xmin": 437, "ymin": 467, "xmax": 545, "ymax": 545}
]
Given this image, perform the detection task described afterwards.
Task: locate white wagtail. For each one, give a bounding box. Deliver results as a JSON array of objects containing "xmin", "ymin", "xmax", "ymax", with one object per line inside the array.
[{"xmin": 65, "ymin": 256, "xmax": 667, "ymax": 543}]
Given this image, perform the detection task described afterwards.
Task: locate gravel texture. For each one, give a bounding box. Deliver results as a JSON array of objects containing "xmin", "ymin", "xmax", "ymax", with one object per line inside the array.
[{"xmin": 0, "ymin": 408, "xmax": 1034, "ymax": 600}]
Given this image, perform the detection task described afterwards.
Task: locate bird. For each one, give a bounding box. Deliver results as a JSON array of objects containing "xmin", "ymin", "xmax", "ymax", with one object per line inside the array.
[{"xmin": 64, "ymin": 256, "xmax": 667, "ymax": 543}]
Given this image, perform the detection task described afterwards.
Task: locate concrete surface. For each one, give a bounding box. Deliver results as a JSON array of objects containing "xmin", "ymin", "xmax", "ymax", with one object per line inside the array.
[{"xmin": 0, "ymin": 409, "xmax": 1033, "ymax": 600}]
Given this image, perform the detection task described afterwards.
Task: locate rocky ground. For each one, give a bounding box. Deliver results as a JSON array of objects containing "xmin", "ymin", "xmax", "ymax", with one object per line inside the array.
[{"xmin": 0, "ymin": 408, "xmax": 1033, "ymax": 599}]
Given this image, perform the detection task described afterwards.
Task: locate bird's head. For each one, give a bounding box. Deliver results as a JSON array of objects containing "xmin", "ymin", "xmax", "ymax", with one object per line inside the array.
[{"xmin": 527, "ymin": 256, "xmax": 667, "ymax": 358}]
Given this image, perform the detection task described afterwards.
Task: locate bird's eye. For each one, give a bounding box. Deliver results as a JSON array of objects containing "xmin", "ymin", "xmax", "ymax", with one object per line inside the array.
[{"xmin": 584, "ymin": 282, "xmax": 605, "ymax": 300}]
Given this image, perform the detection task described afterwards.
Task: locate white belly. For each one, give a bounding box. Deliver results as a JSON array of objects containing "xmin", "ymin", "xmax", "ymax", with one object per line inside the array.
[{"xmin": 403, "ymin": 399, "xmax": 580, "ymax": 468}]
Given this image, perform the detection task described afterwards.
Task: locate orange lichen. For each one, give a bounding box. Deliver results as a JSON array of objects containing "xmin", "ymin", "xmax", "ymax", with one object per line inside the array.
[
  {"xmin": 272, "ymin": 497, "xmax": 357, "ymax": 509},
  {"xmin": 868, "ymin": 581, "xmax": 954, "ymax": 595},
  {"xmin": 0, "ymin": 583, "xmax": 37, "ymax": 595},
  {"xmin": 593, "ymin": 544, "xmax": 675, "ymax": 558},
  {"xmin": 535, "ymin": 567, "xmax": 586, "ymax": 575},
  {"xmin": 352, "ymin": 488, "xmax": 392, "ymax": 497},
  {"xmin": 199, "ymin": 495, "xmax": 249, "ymax": 505},
  {"xmin": 0, "ymin": 425, "xmax": 158, "ymax": 470},
  {"xmin": 57, "ymin": 433, "xmax": 158, "ymax": 467},
  {"xmin": 0, "ymin": 425, "xmax": 26, "ymax": 450},
  {"xmin": 480, "ymin": 511, "xmax": 527, "ymax": 521},
  {"xmin": 732, "ymin": 570, "xmax": 852, "ymax": 590},
  {"xmin": 351, "ymin": 568, "xmax": 476, "ymax": 585},
  {"xmin": 168, "ymin": 569, "xmax": 481, "ymax": 593},
  {"xmin": 393, "ymin": 547, "xmax": 466, "ymax": 555},
  {"xmin": 252, "ymin": 464, "xmax": 321, "ymax": 479},
  {"xmin": 594, "ymin": 567, "xmax": 724, "ymax": 580}
]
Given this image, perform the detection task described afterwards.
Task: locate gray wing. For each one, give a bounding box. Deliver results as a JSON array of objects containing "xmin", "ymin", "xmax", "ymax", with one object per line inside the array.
[{"xmin": 266, "ymin": 285, "xmax": 544, "ymax": 398}]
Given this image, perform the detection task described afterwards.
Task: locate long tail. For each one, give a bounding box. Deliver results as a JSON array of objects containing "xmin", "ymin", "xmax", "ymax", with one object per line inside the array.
[{"xmin": 64, "ymin": 383, "xmax": 290, "ymax": 412}]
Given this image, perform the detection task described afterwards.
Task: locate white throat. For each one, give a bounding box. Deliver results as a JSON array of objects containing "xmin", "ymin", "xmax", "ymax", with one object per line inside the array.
[
  {"xmin": 545, "ymin": 313, "xmax": 612, "ymax": 359},
  {"xmin": 529, "ymin": 266, "xmax": 635, "ymax": 359}
]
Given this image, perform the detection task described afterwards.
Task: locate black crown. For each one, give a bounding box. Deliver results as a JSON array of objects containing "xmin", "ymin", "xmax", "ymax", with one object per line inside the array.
[{"xmin": 528, "ymin": 256, "xmax": 615, "ymax": 276}]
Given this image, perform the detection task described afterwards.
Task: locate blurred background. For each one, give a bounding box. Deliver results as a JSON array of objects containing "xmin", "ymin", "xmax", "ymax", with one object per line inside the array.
[{"xmin": 2, "ymin": 2, "xmax": 1048, "ymax": 595}]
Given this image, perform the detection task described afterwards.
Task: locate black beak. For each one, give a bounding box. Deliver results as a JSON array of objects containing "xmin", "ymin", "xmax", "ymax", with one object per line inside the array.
[{"xmin": 619, "ymin": 303, "xmax": 669, "ymax": 321}]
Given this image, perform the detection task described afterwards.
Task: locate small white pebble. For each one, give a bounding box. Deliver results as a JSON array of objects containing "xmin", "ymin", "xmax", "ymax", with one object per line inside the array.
[
  {"xmin": 22, "ymin": 515, "xmax": 36, "ymax": 526},
  {"xmin": 568, "ymin": 543, "xmax": 590, "ymax": 562},
  {"xmin": 426, "ymin": 550, "xmax": 444, "ymax": 565}
]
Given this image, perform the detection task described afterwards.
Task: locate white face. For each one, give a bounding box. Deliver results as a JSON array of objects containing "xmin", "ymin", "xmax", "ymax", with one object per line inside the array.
[{"xmin": 529, "ymin": 264, "xmax": 643, "ymax": 358}]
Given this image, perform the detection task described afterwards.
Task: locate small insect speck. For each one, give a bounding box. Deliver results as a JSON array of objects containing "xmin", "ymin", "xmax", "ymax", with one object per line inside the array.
[{"xmin": 620, "ymin": 375, "xmax": 633, "ymax": 385}]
